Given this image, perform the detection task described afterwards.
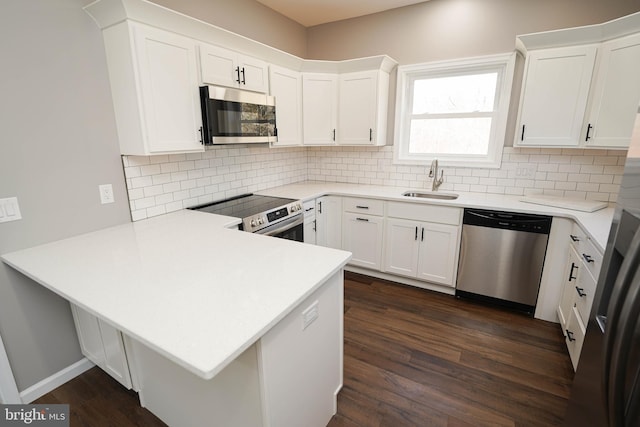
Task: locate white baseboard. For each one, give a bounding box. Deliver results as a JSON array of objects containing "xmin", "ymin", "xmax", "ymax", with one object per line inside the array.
[{"xmin": 20, "ymin": 358, "xmax": 94, "ymax": 404}]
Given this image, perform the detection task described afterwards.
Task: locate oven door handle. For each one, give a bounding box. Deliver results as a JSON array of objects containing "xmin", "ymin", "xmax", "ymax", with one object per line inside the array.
[{"xmin": 255, "ymin": 214, "xmax": 303, "ymax": 236}]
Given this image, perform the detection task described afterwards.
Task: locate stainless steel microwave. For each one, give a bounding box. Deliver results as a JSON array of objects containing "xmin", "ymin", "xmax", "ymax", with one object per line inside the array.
[{"xmin": 199, "ymin": 85, "xmax": 277, "ymax": 144}]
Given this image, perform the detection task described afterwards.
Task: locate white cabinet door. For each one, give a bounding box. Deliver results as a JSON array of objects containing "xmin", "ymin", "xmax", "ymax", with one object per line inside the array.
[
  {"xmin": 269, "ymin": 65, "xmax": 303, "ymax": 147},
  {"xmin": 342, "ymin": 213, "xmax": 384, "ymax": 270},
  {"xmin": 316, "ymin": 196, "xmax": 342, "ymax": 249},
  {"xmin": 584, "ymin": 33, "xmax": 640, "ymax": 148},
  {"xmin": 416, "ymin": 223, "xmax": 460, "ymax": 287},
  {"xmin": 303, "ymin": 73, "xmax": 338, "ymax": 145},
  {"xmin": 71, "ymin": 304, "xmax": 132, "ymax": 389},
  {"xmin": 383, "ymin": 218, "xmax": 420, "ymax": 278},
  {"xmin": 98, "ymin": 321, "xmax": 133, "ymax": 389},
  {"xmin": 71, "ymin": 304, "xmax": 105, "ymax": 366},
  {"xmin": 199, "ymin": 44, "xmax": 269, "ymax": 93},
  {"xmin": 338, "ymin": 71, "xmax": 378, "ymax": 145},
  {"xmin": 133, "ymin": 24, "xmax": 204, "ymax": 154},
  {"xmin": 517, "ymin": 45, "xmax": 597, "ymax": 147},
  {"xmin": 303, "ymin": 200, "xmax": 316, "ymax": 244}
]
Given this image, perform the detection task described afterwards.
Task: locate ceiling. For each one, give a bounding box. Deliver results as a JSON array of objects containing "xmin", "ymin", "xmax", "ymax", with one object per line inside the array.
[{"xmin": 255, "ymin": 0, "xmax": 431, "ymax": 27}]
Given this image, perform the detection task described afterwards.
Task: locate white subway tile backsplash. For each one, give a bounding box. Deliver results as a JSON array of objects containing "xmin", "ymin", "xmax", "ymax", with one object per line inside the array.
[{"xmin": 122, "ymin": 145, "xmax": 625, "ymax": 221}]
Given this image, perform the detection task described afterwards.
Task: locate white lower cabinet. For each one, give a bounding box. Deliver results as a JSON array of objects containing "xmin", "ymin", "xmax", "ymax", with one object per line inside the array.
[
  {"xmin": 557, "ymin": 222, "xmax": 602, "ymax": 370},
  {"xmin": 303, "ymin": 199, "xmax": 317, "ymax": 244},
  {"xmin": 342, "ymin": 213, "xmax": 384, "ymax": 270},
  {"xmin": 316, "ymin": 196, "xmax": 343, "ymax": 249},
  {"xmin": 71, "ymin": 304, "xmax": 132, "ymax": 389},
  {"xmin": 384, "ymin": 218, "xmax": 460, "ymax": 287}
]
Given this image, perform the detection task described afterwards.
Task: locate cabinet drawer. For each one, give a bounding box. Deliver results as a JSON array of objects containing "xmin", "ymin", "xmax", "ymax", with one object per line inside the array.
[
  {"xmin": 581, "ymin": 238, "xmax": 603, "ymax": 280},
  {"xmin": 565, "ymin": 306, "xmax": 586, "ymax": 371},
  {"xmin": 569, "ymin": 223, "xmax": 603, "ymax": 280},
  {"xmin": 575, "ymin": 268, "xmax": 597, "ymax": 326},
  {"xmin": 387, "ymin": 202, "xmax": 461, "ymax": 225},
  {"xmin": 343, "ymin": 197, "xmax": 384, "ymax": 216}
]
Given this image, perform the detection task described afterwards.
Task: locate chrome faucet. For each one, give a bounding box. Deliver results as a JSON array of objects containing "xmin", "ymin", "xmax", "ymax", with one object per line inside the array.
[{"xmin": 429, "ymin": 159, "xmax": 444, "ymax": 191}]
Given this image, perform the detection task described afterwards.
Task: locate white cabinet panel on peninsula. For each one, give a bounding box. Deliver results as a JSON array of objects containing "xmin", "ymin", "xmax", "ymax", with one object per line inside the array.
[
  {"xmin": 102, "ymin": 22, "xmax": 203, "ymax": 155},
  {"xmin": 199, "ymin": 43, "xmax": 269, "ymax": 93},
  {"xmin": 71, "ymin": 304, "xmax": 133, "ymax": 389}
]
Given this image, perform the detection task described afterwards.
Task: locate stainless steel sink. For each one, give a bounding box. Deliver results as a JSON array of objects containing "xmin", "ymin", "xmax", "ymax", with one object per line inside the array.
[{"xmin": 402, "ymin": 191, "xmax": 459, "ymax": 200}]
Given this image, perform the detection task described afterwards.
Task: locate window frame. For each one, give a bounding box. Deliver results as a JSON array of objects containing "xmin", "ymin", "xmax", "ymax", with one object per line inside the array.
[{"xmin": 393, "ymin": 53, "xmax": 516, "ymax": 168}]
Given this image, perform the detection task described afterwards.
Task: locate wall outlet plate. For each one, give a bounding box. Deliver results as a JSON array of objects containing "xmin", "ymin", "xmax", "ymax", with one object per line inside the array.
[
  {"xmin": 99, "ymin": 184, "xmax": 115, "ymax": 204},
  {"xmin": 301, "ymin": 301, "xmax": 319, "ymax": 330},
  {"xmin": 0, "ymin": 197, "xmax": 22, "ymax": 223}
]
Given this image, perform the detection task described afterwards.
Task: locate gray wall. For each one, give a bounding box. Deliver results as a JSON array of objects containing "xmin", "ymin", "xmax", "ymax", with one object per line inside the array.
[
  {"xmin": 306, "ymin": 0, "xmax": 640, "ymax": 62},
  {"xmin": 151, "ymin": 0, "xmax": 308, "ymax": 58},
  {"xmin": 0, "ymin": 0, "xmax": 131, "ymax": 391}
]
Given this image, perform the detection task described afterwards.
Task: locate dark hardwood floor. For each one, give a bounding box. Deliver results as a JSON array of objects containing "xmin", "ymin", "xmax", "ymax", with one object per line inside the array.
[{"xmin": 35, "ymin": 272, "xmax": 574, "ymax": 426}]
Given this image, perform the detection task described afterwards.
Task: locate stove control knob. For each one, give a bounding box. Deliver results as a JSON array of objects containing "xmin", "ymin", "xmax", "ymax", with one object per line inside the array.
[
  {"xmin": 257, "ymin": 218, "xmax": 264, "ymax": 225},
  {"xmin": 250, "ymin": 219, "xmax": 257, "ymax": 227}
]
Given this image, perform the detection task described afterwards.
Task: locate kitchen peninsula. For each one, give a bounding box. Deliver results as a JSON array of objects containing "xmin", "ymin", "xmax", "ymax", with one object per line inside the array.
[{"xmin": 1, "ymin": 209, "xmax": 352, "ymax": 427}]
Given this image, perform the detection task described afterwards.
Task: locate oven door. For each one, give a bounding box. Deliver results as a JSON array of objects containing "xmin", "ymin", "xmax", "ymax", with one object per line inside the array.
[{"xmin": 254, "ymin": 214, "xmax": 304, "ymax": 242}]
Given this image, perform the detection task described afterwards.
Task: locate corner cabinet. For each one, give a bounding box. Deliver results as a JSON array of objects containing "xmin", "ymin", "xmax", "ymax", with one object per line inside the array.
[
  {"xmin": 515, "ymin": 15, "xmax": 640, "ymax": 149},
  {"xmin": 199, "ymin": 43, "xmax": 269, "ymax": 93},
  {"xmin": 102, "ymin": 22, "xmax": 204, "ymax": 155},
  {"xmin": 516, "ymin": 45, "xmax": 597, "ymax": 147},
  {"xmin": 71, "ymin": 304, "xmax": 133, "ymax": 389}
]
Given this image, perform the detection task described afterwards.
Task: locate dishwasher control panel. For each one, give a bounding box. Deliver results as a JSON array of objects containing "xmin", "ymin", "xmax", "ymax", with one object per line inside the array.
[{"xmin": 462, "ymin": 209, "xmax": 552, "ymax": 234}]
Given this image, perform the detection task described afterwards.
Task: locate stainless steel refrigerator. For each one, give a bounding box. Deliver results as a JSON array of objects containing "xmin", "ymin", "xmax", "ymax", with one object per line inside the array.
[{"xmin": 564, "ymin": 130, "xmax": 640, "ymax": 425}]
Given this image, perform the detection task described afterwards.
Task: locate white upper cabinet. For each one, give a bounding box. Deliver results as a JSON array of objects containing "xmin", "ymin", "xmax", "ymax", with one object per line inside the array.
[
  {"xmin": 303, "ymin": 73, "xmax": 338, "ymax": 145},
  {"xmin": 515, "ymin": 12, "xmax": 640, "ymax": 149},
  {"xmin": 269, "ymin": 65, "xmax": 303, "ymax": 147},
  {"xmin": 199, "ymin": 44, "xmax": 269, "ymax": 93},
  {"xmin": 582, "ymin": 33, "xmax": 640, "ymax": 148},
  {"xmin": 103, "ymin": 23, "xmax": 204, "ymax": 155},
  {"xmin": 516, "ymin": 45, "xmax": 597, "ymax": 147},
  {"xmin": 338, "ymin": 70, "xmax": 389, "ymax": 146}
]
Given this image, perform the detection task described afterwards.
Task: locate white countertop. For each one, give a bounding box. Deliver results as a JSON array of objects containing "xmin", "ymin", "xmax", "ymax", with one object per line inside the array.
[
  {"xmin": 259, "ymin": 181, "xmax": 615, "ymax": 252},
  {"xmin": 1, "ymin": 209, "xmax": 351, "ymax": 380}
]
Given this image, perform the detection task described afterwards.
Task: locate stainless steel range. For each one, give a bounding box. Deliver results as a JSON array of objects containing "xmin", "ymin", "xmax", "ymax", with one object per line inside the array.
[{"xmin": 189, "ymin": 194, "xmax": 304, "ymax": 241}]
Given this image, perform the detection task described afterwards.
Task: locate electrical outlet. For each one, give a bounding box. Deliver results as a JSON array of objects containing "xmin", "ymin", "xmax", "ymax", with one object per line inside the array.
[
  {"xmin": 302, "ymin": 301, "xmax": 319, "ymax": 330},
  {"xmin": 99, "ymin": 184, "xmax": 114, "ymax": 204},
  {"xmin": 515, "ymin": 165, "xmax": 537, "ymax": 179}
]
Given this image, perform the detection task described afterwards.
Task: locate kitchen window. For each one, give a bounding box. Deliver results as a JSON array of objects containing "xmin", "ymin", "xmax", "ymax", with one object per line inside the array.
[{"xmin": 394, "ymin": 53, "xmax": 516, "ymax": 168}]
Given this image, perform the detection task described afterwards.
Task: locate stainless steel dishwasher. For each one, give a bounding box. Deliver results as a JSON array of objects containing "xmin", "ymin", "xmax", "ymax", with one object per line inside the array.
[{"xmin": 456, "ymin": 208, "xmax": 552, "ymax": 314}]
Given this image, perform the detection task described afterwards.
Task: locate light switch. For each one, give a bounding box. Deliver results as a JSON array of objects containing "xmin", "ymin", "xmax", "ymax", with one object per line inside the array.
[{"xmin": 0, "ymin": 197, "xmax": 22, "ymax": 223}]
